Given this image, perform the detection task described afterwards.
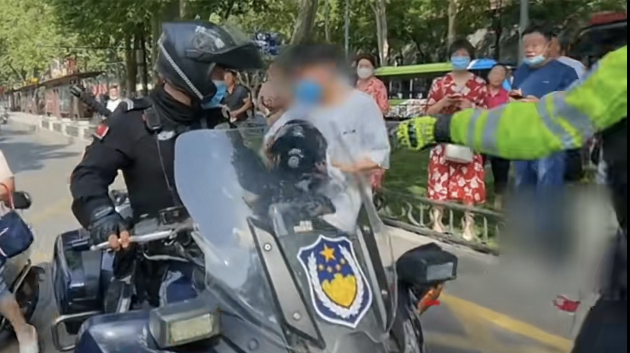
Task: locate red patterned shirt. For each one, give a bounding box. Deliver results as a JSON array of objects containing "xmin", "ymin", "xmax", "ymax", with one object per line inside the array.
[
  {"xmin": 425, "ymin": 73, "xmax": 488, "ymax": 113},
  {"xmin": 357, "ymin": 77, "xmax": 390, "ymax": 114}
]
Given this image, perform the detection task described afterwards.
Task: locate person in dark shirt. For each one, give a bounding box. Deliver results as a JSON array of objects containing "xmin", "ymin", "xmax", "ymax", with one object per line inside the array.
[
  {"xmin": 509, "ymin": 23, "xmax": 579, "ymax": 253},
  {"xmin": 511, "ymin": 24, "xmax": 579, "ymax": 190},
  {"xmin": 70, "ymin": 21, "xmax": 263, "ymax": 251},
  {"xmin": 223, "ymin": 69, "xmax": 253, "ymax": 122}
]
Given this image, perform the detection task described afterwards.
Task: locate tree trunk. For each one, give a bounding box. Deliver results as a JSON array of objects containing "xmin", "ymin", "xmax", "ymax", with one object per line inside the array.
[
  {"xmin": 179, "ymin": 0, "xmax": 189, "ymax": 19},
  {"xmin": 125, "ymin": 34, "xmax": 138, "ymax": 97},
  {"xmin": 324, "ymin": 0, "xmax": 331, "ymax": 43},
  {"xmin": 447, "ymin": 0, "xmax": 458, "ymax": 45},
  {"xmin": 138, "ymin": 33, "xmax": 149, "ymax": 96},
  {"xmin": 150, "ymin": 1, "xmax": 180, "ymax": 82},
  {"xmin": 150, "ymin": 12, "xmax": 161, "ymax": 81},
  {"xmin": 370, "ymin": 0, "xmax": 389, "ymax": 65},
  {"xmin": 222, "ymin": 0, "xmax": 237, "ymax": 20},
  {"xmin": 374, "ymin": 0, "xmax": 389, "ymax": 65},
  {"xmin": 493, "ymin": 27, "xmax": 503, "ymax": 60},
  {"xmin": 290, "ymin": 0, "xmax": 320, "ymax": 44}
]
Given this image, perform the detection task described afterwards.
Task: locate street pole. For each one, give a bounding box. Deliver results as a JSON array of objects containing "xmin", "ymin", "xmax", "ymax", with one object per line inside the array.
[
  {"xmin": 344, "ymin": 0, "xmax": 350, "ymax": 58},
  {"xmin": 519, "ymin": 0, "xmax": 530, "ymax": 64}
]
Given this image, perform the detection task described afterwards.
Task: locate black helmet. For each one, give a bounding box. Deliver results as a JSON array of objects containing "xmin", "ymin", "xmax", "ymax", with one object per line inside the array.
[
  {"xmin": 156, "ymin": 21, "xmax": 264, "ymax": 103},
  {"xmin": 268, "ymin": 120, "xmax": 328, "ymax": 181}
]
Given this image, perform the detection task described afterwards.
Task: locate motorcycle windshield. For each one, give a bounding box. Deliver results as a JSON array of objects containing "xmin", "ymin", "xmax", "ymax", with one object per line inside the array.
[{"xmin": 175, "ymin": 127, "xmax": 397, "ymax": 352}]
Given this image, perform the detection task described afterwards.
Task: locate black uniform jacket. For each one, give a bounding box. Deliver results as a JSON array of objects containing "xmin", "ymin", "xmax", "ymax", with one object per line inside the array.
[{"xmin": 70, "ymin": 99, "xmax": 223, "ymax": 228}]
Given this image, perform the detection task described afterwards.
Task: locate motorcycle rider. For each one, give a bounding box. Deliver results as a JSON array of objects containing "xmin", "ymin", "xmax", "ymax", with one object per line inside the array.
[
  {"xmin": 396, "ymin": 45, "xmax": 627, "ymax": 353},
  {"xmin": 70, "ymin": 21, "xmax": 263, "ymax": 305}
]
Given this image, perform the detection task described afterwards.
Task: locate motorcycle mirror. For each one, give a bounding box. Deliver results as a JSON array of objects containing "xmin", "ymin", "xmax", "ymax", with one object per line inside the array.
[{"xmin": 11, "ymin": 191, "xmax": 32, "ymax": 210}]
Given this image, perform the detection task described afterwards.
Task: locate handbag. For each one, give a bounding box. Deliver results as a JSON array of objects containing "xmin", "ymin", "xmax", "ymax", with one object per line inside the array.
[
  {"xmin": 444, "ymin": 144, "xmax": 474, "ymax": 164},
  {"xmin": 0, "ymin": 184, "xmax": 34, "ymax": 260}
]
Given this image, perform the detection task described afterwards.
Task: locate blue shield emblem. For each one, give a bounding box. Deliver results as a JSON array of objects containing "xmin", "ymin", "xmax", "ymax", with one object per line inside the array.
[{"xmin": 297, "ymin": 235, "xmax": 373, "ymax": 328}]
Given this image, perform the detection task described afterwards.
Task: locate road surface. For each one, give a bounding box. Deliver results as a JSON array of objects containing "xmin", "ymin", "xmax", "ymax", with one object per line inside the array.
[{"xmin": 1, "ymin": 116, "xmax": 579, "ymax": 352}]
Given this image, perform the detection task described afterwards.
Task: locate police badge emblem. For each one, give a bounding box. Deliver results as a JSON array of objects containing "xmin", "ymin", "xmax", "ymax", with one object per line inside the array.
[{"xmin": 297, "ymin": 235, "xmax": 373, "ymax": 329}]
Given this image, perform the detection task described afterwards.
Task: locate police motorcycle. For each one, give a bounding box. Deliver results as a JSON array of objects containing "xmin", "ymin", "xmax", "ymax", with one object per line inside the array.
[
  {"xmin": 51, "ymin": 124, "xmax": 458, "ymax": 353},
  {"xmin": 0, "ymin": 191, "xmax": 44, "ymax": 342}
]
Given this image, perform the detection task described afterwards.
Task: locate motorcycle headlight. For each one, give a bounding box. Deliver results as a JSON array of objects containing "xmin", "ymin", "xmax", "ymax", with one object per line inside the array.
[{"xmin": 149, "ymin": 298, "xmax": 220, "ymax": 349}]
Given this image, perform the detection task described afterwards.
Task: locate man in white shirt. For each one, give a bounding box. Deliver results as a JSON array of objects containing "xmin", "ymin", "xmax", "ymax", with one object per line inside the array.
[
  {"xmin": 551, "ymin": 35, "xmax": 587, "ymax": 79},
  {"xmin": 105, "ymin": 86, "xmax": 122, "ymax": 112},
  {"xmin": 265, "ymin": 45, "xmax": 390, "ymax": 232}
]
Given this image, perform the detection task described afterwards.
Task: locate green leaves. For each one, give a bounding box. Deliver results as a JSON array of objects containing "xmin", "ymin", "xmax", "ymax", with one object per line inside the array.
[
  {"xmin": 0, "ymin": 0, "xmax": 70, "ymax": 83},
  {"xmin": 2, "ymin": 0, "xmax": 626, "ymax": 87}
]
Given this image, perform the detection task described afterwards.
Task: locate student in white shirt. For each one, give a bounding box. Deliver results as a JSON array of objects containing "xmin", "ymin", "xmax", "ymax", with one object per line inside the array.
[
  {"xmin": 265, "ymin": 45, "xmax": 390, "ymax": 232},
  {"xmin": 0, "ymin": 150, "xmax": 39, "ymax": 353}
]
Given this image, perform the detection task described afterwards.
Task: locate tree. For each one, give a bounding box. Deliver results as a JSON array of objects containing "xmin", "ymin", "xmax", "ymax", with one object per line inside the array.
[
  {"xmin": 370, "ymin": 0, "xmax": 390, "ymax": 64},
  {"xmin": 291, "ymin": 0, "xmax": 320, "ymax": 44},
  {"xmin": 447, "ymin": 0, "xmax": 458, "ymax": 45},
  {"xmin": 0, "ymin": 0, "xmax": 87, "ymax": 85}
]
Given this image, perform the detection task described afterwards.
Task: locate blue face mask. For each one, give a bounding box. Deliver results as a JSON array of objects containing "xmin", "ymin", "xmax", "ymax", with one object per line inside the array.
[
  {"xmin": 294, "ymin": 79, "xmax": 323, "ymax": 106},
  {"xmin": 201, "ymin": 80, "xmax": 228, "ymax": 109},
  {"xmin": 524, "ymin": 54, "xmax": 546, "ymax": 67},
  {"xmin": 451, "ymin": 56, "xmax": 471, "ymax": 71}
]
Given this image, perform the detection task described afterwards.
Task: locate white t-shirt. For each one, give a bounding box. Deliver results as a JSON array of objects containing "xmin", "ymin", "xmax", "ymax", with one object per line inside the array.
[
  {"xmin": 265, "ymin": 89, "xmax": 391, "ymax": 232},
  {"xmin": 106, "ymin": 98, "xmax": 121, "ymax": 112},
  {"xmin": 558, "ymin": 56, "xmax": 587, "ymax": 80}
]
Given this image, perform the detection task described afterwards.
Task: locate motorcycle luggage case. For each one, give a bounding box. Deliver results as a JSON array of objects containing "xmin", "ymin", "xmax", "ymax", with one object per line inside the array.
[{"xmin": 52, "ymin": 229, "xmax": 114, "ymax": 334}]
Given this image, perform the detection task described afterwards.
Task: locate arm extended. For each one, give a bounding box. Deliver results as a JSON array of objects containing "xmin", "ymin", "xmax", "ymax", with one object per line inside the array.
[{"xmin": 447, "ymin": 46, "xmax": 627, "ymax": 160}]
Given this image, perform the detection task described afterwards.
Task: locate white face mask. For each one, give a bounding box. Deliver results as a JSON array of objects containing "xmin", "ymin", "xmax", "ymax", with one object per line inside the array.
[{"xmin": 357, "ymin": 67, "xmax": 374, "ymax": 79}]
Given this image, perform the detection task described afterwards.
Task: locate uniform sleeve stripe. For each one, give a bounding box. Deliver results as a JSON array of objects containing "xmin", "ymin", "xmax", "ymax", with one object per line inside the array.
[
  {"xmin": 480, "ymin": 105, "xmax": 505, "ymax": 155},
  {"xmin": 465, "ymin": 109, "xmax": 486, "ymax": 149},
  {"xmin": 552, "ymin": 92, "xmax": 596, "ymax": 146}
]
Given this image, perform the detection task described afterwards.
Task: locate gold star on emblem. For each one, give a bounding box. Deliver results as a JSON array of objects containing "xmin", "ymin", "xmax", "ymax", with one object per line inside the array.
[{"xmin": 320, "ymin": 245, "xmax": 336, "ymax": 262}]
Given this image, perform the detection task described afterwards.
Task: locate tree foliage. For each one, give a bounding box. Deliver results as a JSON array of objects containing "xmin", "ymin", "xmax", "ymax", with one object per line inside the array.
[
  {"xmin": 0, "ymin": 0, "xmax": 75, "ymax": 84},
  {"xmin": 1, "ymin": 0, "xmax": 627, "ymax": 89}
]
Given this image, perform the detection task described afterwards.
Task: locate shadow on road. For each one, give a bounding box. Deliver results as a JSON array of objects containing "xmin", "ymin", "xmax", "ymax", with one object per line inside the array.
[{"xmin": 0, "ymin": 130, "xmax": 80, "ymax": 174}]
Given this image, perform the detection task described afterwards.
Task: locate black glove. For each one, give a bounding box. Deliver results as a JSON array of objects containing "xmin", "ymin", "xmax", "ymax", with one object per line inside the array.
[{"xmin": 88, "ymin": 206, "xmax": 128, "ymax": 244}]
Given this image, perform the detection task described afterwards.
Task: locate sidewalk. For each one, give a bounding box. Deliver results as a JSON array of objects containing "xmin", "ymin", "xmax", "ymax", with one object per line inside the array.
[{"xmin": 7, "ymin": 111, "xmax": 95, "ymax": 143}]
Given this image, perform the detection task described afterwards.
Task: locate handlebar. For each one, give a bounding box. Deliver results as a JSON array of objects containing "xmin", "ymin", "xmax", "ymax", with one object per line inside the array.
[
  {"xmin": 89, "ymin": 229, "xmax": 175, "ymax": 251},
  {"xmin": 68, "ymin": 221, "xmax": 195, "ymax": 252}
]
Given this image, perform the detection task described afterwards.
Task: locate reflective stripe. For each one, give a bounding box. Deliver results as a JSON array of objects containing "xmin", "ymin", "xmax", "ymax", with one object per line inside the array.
[
  {"xmin": 536, "ymin": 92, "xmax": 595, "ymax": 149},
  {"xmin": 536, "ymin": 94, "xmax": 574, "ymax": 147},
  {"xmin": 552, "ymin": 93, "xmax": 596, "ymax": 146},
  {"xmin": 465, "ymin": 109, "xmax": 486, "ymax": 149},
  {"xmin": 480, "ymin": 105, "xmax": 505, "ymax": 155}
]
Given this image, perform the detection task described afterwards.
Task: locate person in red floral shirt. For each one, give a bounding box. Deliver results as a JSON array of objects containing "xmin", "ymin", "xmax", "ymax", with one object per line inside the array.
[
  {"xmin": 355, "ymin": 54, "xmax": 390, "ymax": 115},
  {"xmin": 424, "ymin": 39, "xmax": 488, "ymax": 240},
  {"xmin": 355, "ymin": 54, "xmax": 389, "ymax": 190}
]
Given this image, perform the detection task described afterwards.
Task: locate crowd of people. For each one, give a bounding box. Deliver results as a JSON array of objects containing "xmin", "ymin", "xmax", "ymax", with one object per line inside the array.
[
  {"xmin": 0, "ymin": 17, "xmax": 625, "ymax": 353},
  {"xmin": 80, "ymin": 21, "xmax": 593, "ymax": 244}
]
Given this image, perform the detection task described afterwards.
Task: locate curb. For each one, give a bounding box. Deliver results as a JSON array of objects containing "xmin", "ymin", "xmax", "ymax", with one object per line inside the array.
[{"xmin": 9, "ymin": 114, "xmax": 94, "ymax": 143}]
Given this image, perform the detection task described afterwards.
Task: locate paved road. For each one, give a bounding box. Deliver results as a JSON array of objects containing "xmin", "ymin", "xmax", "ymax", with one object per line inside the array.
[{"xmin": 1, "ymin": 116, "xmax": 577, "ymax": 352}]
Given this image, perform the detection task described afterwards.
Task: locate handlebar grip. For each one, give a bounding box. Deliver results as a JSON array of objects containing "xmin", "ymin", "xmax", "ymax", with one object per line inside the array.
[{"xmin": 89, "ymin": 229, "xmax": 177, "ymax": 251}]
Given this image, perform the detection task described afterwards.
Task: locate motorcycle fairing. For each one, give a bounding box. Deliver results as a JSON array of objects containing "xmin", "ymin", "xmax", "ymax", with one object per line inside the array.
[
  {"xmin": 174, "ymin": 128, "xmax": 398, "ymax": 352},
  {"xmin": 74, "ymin": 309, "xmax": 292, "ymax": 353}
]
